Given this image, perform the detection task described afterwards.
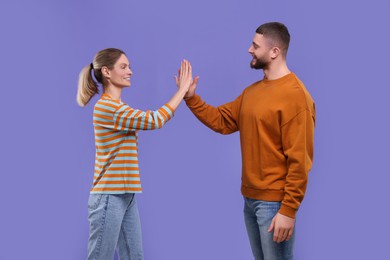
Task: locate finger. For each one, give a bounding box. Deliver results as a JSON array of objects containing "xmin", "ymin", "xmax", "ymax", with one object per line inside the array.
[
  {"xmin": 193, "ymin": 76, "xmax": 200, "ymax": 84},
  {"xmin": 174, "ymin": 76, "xmax": 178, "ymax": 85},
  {"xmin": 181, "ymin": 60, "xmax": 187, "ymax": 78},
  {"xmin": 268, "ymin": 217, "xmax": 275, "ymax": 233},
  {"xmin": 184, "ymin": 60, "xmax": 190, "ymax": 77},
  {"xmin": 286, "ymin": 229, "xmax": 293, "ymax": 241},
  {"xmin": 273, "ymin": 226, "xmax": 280, "ymax": 242},
  {"xmin": 279, "ymin": 229, "xmax": 288, "ymax": 243},
  {"xmin": 181, "ymin": 61, "xmax": 185, "ymax": 76}
]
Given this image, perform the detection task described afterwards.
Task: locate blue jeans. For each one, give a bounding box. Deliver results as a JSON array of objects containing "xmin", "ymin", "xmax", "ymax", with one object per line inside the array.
[
  {"xmin": 87, "ymin": 193, "xmax": 143, "ymax": 260},
  {"xmin": 244, "ymin": 197, "xmax": 295, "ymax": 260}
]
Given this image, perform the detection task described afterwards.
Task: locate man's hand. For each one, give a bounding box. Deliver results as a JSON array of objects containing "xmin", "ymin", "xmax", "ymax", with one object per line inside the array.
[
  {"xmin": 184, "ymin": 76, "xmax": 199, "ymax": 98},
  {"xmin": 268, "ymin": 213, "xmax": 295, "ymax": 243},
  {"xmin": 175, "ymin": 64, "xmax": 199, "ymax": 99}
]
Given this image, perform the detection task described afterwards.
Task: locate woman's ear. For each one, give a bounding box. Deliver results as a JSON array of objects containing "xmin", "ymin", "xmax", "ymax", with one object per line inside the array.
[{"xmin": 101, "ymin": 66, "xmax": 110, "ymax": 79}]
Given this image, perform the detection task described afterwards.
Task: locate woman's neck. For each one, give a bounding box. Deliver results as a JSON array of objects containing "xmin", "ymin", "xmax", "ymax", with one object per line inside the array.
[{"xmin": 104, "ymin": 85, "xmax": 122, "ymax": 101}]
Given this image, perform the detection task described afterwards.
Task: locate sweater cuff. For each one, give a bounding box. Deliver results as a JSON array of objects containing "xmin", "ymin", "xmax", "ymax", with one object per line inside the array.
[
  {"xmin": 278, "ymin": 204, "xmax": 297, "ymax": 219},
  {"xmin": 184, "ymin": 94, "xmax": 201, "ymax": 107},
  {"xmin": 164, "ymin": 103, "xmax": 175, "ymax": 115}
]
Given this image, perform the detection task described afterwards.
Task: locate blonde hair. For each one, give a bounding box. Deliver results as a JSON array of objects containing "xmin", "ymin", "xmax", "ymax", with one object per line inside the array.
[{"xmin": 77, "ymin": 48, "xmax": 126, "ymax": 107}]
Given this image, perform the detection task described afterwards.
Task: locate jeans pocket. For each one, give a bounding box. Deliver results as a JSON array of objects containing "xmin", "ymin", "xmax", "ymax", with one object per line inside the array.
[{"xmin": 88, "ymin": 194, "xmax": 104, "ymax": 210}]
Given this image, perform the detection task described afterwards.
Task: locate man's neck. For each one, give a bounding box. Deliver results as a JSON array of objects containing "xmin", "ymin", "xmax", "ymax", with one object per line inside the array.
[{"xmin": 263, "ymin": 62, "xmax": 291, "ymax": 80}]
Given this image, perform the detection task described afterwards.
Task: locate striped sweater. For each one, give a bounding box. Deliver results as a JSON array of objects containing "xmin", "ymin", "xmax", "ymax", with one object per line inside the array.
[{"xmin": 91, "ymin": 93, "xmax": 174, "ymax": 194}]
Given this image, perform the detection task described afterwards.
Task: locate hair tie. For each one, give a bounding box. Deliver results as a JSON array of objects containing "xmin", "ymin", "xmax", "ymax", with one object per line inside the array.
[{"xmin": 90, "ymin": 63, "xmax": 94, "ymax": 70}]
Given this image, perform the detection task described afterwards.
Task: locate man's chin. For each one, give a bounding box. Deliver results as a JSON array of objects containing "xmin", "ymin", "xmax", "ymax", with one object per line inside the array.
[{"xmin": 250, "ymin": 63, "xmax": 262, "ymax": 70}]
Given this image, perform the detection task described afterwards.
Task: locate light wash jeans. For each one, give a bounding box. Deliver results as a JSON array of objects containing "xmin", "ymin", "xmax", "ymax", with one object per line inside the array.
[
  {"xmin": 244, "ymin": 197, "xmax": 295, "ymax": 260},
  {"xmin": 87, "ymin": 193, "xmax": 143, "ymax": 260}
]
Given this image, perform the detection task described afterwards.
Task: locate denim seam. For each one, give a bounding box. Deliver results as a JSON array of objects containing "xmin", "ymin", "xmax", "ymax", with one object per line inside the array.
[
  {"xmin": 121, "ymin": 223, "xmax": 132, "ymax": 257},
  {"xmin": 93, "ymin": 195, "xmax": 109, "ymax": 260},
  {"xmin": 124, "ymin": 194, "xmax": 135, "ymax": 256}
]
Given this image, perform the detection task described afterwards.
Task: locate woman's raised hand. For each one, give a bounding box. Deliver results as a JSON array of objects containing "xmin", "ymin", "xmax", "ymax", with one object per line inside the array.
[{"xmin": 176, "ymin": 59, "xmax": 192, "ymax": 93}]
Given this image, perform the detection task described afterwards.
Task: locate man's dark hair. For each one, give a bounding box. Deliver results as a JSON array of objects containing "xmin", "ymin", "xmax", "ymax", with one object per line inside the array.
[{"xmin": 256, "ymin": 22, "xmax": 290, "ymax": 56}]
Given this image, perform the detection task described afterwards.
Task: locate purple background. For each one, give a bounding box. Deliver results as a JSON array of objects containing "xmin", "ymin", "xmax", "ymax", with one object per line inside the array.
[{"xmin": 1, "ymin": 0, "xmax": 389, "ymax": 259}]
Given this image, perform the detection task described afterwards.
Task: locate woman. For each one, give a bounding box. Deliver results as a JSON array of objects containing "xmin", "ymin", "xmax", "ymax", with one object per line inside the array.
[{"xmin": 77, "ymin": 48, "xmax": 192, "ymax": 260}]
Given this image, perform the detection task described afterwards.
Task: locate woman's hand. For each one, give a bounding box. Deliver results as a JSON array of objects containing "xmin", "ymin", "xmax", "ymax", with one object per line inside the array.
[
  {"xmin": 175, "ymin": 60, "xmax": 199, "ymax": 99},
  {"xmin": 176, "ymin": 60, "xmax": 192, "ymax": 94}
]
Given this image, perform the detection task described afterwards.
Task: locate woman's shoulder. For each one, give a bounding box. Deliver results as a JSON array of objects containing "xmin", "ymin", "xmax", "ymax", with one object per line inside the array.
[{"xmin": 94, "ymin": 95, "xmax": 121, "ymax": 112}]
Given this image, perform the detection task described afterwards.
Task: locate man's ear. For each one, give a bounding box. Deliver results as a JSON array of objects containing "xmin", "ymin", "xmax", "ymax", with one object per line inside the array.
[
  {"xmin": 270, "ymin": 47, "xmax": 280, "ymax": 59},
  {"xmin": 101, "ymin": 66, "xmax": 110, "ymax": 79}
]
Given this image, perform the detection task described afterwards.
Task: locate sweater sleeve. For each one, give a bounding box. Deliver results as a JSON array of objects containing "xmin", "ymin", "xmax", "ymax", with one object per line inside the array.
[
  {"xmin": 93, "ymin": 100, "xmax": 174, "ymax": 132},
  {"xmin": 185, "ymin": 94, "xmax": 242, "ymax": 135},
  {"xmin": 112, "ymin": 103, "xmax": 174, "ymax": 131},
  {"xmin": 279, "ymin": 108, "xmax": 315, "ymax": 218}
]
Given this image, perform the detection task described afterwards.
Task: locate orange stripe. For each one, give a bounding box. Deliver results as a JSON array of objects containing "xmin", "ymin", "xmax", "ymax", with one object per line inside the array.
[
  {"xmin": 165, "ymin": 104, "xmax": 173, "ymax": 113},
  {"xmin": 115, "ymin": 153, "xmax": 138, "ymax": 157},
  {"xmin": 142, "ymin": 111, "xmax": 150, "ymax": 128},
  {"xmin": 115, "ymin": 109, "xmax": 126, "ymax": 130},
  {"xmin": 95, "ymin": 174, "xmax": 140, "ymax": 179},
  {"xmin": 136, "ymin": 114, "xmax": 142, "ymax": 129},
  {"xmin": 95, "ymin": 167, "xmax": 139, "ymax": 172},
  {"xmin": 93, "ymin": 120, "xmax": 114, "ymax": 126},
  {"xmin": 96, "ymin": 139, "xmax": 137, "ymax": 146},
  {"xmin": 123, "ymin": 115, "xmax": 131, "ymax": 130},
  {"xmin": 104, "ymin": 167, "xmax": 139, "ymax": 171},
  {"xmin": 97, "ymin": 159, "xmax": 138, "ymax": 164},
  {"xmin": 159, "ymin": 107, "xmax": 169, "ymax": 120},
  {"xmin": 122, "ymin": 106, "xmax": 134, "ymax": 130},
  {"xmin": 95, "ymin": 126, "xmax": 109, "ymax": 131},
  {"xmin": 157, "ymin": 116, "xmax": 162, "ymax": 129},
  {"xmin": 96, "ymin": 139, "xmax": 136, "ymax": 149},
  {"xmin": 97, "ymin": 101, "xmax": 117, "ymax": 109},
  {"xmin": 128, "ymin": 110, "xmax": 142, "ymax": 129},
  {"xmin": 93, "ymin": 113, "xmax": 112, "ymax": 121},
  {"xmin": 95, "ymin": 133, "xmax": 128, "ymax": 143},
  {"xmin": 91, "ymin": 187, "xmax": 142, "ymax": 191},
  {"xmin": 93, "ymin": 180, "xmax": 141, "ymax": 185},
  {"xmin": 112, "ymin": 160, "xmax": 138, "ymax": 164},
  {"xmin": 96, "ymin": 147, "xmax": 137, "ymax": 156},
  {"xmin": 95, "ymin": 106, "xmax": 114, "ymax": 114},
  {"xmin": 119, "ymin": 111, "xmax": 129, "ymax": 130},
  {"xmin": 102, "ymin": 97, "xmax": 120, "ymax": 104},
  {"xmin": 95, "ymin": 131, "xmax": 136, "ymax": 137},
  {"xmin": 96, "ymin": 142, "xmax": 123, "ymax": 149},
  {"xmin": 95, "ymin": 131, "xmax": 117, "ymax": 137}
]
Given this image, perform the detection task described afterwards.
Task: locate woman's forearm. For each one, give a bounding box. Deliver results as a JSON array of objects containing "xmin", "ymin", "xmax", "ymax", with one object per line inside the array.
[{"xmin": 167, "ymin": 88, "xmax": 188, "ymax": 111}]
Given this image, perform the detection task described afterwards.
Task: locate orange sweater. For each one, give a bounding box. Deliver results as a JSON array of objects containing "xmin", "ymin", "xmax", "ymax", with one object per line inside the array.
[{"xmin": 185, "ymin": 73, "xmax": 315, "ymax": 218}]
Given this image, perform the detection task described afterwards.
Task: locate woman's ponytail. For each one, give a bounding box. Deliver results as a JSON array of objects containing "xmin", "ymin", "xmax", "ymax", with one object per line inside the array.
[{"xmin": 77, "ymin": 64, "xmax": 98, "ymax": 107}]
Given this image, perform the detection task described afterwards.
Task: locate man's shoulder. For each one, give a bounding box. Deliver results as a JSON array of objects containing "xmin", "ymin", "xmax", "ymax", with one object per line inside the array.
[
  {"xmin": 285, "ymin": 73, "xmax": 314, "ymax": 103},
  {"xmin": 242, "ymin": 79, "xmax": 263, "ymax": 93}
]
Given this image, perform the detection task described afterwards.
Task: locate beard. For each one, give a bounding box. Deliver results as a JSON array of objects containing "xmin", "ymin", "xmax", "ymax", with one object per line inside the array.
[{"xmin": 250, "ymin": 56, "xmax": 269, "ymax": 70}]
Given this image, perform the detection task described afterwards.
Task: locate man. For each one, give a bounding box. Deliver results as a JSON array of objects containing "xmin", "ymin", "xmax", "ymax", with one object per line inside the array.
[{"xmin": 183, "ymin": 22, "xmax": 315, "ymax": 259}]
